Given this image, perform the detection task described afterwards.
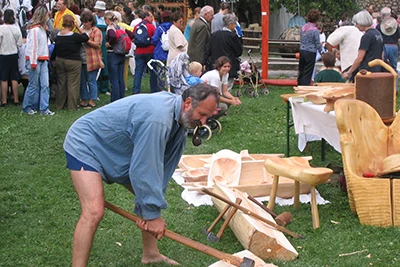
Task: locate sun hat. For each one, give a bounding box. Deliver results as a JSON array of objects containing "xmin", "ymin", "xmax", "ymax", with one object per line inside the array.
[
  {"xmin": 94, "ymin": 1, "xmax": 106, "ymax": 11},
  {"xmin": 380, "ymin": 17, "xmax": 398, "ymax": 36}
]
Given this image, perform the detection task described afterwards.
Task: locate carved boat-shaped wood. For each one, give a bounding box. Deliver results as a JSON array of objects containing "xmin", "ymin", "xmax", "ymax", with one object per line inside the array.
[{"xmin": 179, "ymin": 152, "xmax": 311, "ymax": 198}]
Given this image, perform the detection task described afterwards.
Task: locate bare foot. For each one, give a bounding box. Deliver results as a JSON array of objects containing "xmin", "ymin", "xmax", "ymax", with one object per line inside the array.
[{"xmin": 141, "ymin": 254, "xmax": 180, "ymax": 265}]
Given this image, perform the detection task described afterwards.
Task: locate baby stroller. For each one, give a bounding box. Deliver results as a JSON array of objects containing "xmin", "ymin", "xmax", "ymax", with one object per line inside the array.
[
  {"xmin": 236, "ymin": 49, "xmax": 269, "ymax": 97},
  {"xmin": 168, "ymin": 52, "xmax": 191, "ymax": 95},
  {"xmin": 168, "ymin": 53, "xmax": 222, "ymax": 142},
  {"xmin": 147, "ymin": 59, "xmax": 170, "ymax": 92}
]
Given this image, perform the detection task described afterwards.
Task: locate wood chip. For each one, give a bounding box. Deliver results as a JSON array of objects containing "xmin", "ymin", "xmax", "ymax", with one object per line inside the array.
[{"xmin": 339, "ymin": 249, "xmax": 368, "ymax": 257}]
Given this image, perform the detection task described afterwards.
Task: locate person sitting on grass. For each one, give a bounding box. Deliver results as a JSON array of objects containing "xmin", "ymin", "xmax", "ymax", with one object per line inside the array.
[
  {"xmin": 314, "ymin": 52, "xmax": 346, "ymax": 83},
  {"xmin": 186, "ymin": 61, "xmax": 204, "ymax": 86},
  {"xmin": 63, "ymin": 83, "xmax": 218, "ymax": 266},
  {"xmin": 201, "ymin": 56, "xmax": 241, "ymax": 116}
]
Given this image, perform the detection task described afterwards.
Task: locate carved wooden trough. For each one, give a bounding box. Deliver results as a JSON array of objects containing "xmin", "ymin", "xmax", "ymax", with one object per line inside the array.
[{"xmin": 179, "ymin": 150, "xmax": 311, "ymax": 198}]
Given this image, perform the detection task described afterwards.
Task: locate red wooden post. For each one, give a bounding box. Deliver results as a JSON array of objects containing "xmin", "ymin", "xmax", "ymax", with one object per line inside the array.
[{"xmin": 261, "ymin": 0, "xmax": 269, "ymax": 80}]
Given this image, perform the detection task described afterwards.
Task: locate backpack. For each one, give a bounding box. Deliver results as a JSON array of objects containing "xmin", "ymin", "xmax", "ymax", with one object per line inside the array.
[
  {"xmin": 114, "ymin": 28, "xmax": 132, "ymax": 55},
  {"xmin": 160, "ymin": 26, "xmax": 169, "ymax": 51},
  {"xmin": 134, "ymin": 22, "xmax": 151, "ymax": 47}
]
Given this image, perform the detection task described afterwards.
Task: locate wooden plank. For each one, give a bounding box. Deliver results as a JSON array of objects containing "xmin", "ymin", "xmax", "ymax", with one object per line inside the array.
[
  {"xmin": 243, "ymin": 45, "xmax": 261, "ymax": 50},
  {"xmin": 242, "ymin": 37, "xmax": 262, "ymax": 41},
  {"xmin": 211, "ymin": 185, "xmax": 298, "ymax": 261}
]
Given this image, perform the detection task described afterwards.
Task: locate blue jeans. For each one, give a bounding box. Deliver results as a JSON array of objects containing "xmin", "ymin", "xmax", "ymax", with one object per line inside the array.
[
  {"xmin": 22, "ymin": 60, "xmax": 50, "ymax": 112},
  {"xmin": 80, "ymin": 64, "xmax": 99, "ymax": 101},
  {"xmin": 132, "ymin": 53, "xmax": 157, "ymax": 94},
  {"xmin": 107, "ymin": 52, "xmax": 126, "ymax": 102},
  {"xmin": 383, "ymin": 44, "xmax": 398, "ymax": 91}
]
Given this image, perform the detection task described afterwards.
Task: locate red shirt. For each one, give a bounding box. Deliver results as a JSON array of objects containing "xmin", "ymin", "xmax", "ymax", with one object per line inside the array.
[{"xmin": 134, "ymin": 18, "xmax": 155, "ymax": 55}]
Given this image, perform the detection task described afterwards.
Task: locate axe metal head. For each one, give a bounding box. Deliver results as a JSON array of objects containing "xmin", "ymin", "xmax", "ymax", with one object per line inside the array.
[
  {"xmin": 201, "ymin": 226, "xmax": 210, "ymax": 235},
  {"xmin": 240, "ymin": 257, "xmax": 255, "ymax": 267},
  {"xmin": 206, "ymin": 231, "xmax": 220, "ymax": 242}
]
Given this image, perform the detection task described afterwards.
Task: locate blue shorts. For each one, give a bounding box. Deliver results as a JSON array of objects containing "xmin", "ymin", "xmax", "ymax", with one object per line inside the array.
[{"xmin": 65, "ymin": 151, "xmax": 98, "ymax": 172}]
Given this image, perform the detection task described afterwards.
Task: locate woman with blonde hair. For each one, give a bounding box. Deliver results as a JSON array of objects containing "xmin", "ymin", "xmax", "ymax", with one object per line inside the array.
[
  {"xmin": 104, "ymin": 11, "xmax": 133, "ymax": 102},
  {"xmin": 22, "ymin": 6, "xmax": 55, "ymax": 115},
  {"xmin": 79, "ymin": 11, "xmax": 104, "ymax": 109},
  {"xmin": 52, "ymin": 14, "xmax": 89, "ymax": 110}
]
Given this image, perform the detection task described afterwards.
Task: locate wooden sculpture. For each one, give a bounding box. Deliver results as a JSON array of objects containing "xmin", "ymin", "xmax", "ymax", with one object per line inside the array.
[
  {"xmin": 182, "ymin": 169, "xmax": 209, "ymax": 182},
  {"xmin": 378, "ymin": 154, "xmax": 400, "ymax": 176},
  {"xmin": 181, "ymin": 158, "xmax": 311, "ymax": 198},
  {"xmin": 211, "ymin": 185, "xmax": 299, "ymax": 261},
  {"xmin": 264, "ymin": 157, "xmax": 332, "ymax": 229},
  {"xmin": 208, "ymin": 150, "xmax": 242, "ymax": 186},
  {"xmin": 322, "ymin": 87, "xmax": 354, "ymax": 112},
  {"xmin": 335, "ymin": 99, "xmax": 400, "ymax": 227}
]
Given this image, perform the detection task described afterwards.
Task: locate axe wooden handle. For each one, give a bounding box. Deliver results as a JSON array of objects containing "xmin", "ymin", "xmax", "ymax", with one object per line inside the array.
[
  {"xmin": 217, "ymin": 198, "xmax": 242, "ymax": 238},
  {"xmin": 247, "ymin": 195, "xmax": 278, "ymax": 218},
  {"xmin": 208, "ymin": 203, "xmax": 232, "ymax": 233},
  {"xmin": 104, "ymin": 201, "xmax": 246, "ymax": 267},
  {"xmin": 201, "ymin": 188, "xmax": 304, "ymax": 239}
]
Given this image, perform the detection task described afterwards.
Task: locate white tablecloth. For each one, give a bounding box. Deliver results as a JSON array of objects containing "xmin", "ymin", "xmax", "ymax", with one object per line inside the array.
[{"xmin": 289, "ymin": 97, "xmax": 341, "ymax": 153}]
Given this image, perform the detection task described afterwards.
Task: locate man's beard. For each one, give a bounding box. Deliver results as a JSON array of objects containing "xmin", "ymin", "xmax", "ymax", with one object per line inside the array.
[{"xmin": 181, "ymin": 108, "xmax": 202, "ymax": 129}]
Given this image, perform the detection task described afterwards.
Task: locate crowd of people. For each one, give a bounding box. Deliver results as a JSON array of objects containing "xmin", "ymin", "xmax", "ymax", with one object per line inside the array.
[
  {"xmin": 298, "ymin": 6, "xmax": 400, "ymax": 88},
  {"xmin": 0, "ymin": 1, "xmax": 244, "ymax": 115},
  {"xmin": 2, "ymin": 1, "xmax": 400, "ymax": 266}
]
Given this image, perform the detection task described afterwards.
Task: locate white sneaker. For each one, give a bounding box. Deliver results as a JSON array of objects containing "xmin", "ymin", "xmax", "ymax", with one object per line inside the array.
[
  {"xmin": 105, "ymin": 92, "xmax": 111, "ymax": 95},
  {"xmin": 41, "ymin": 110, "xmax": 55, "ymax": 116},
  {"xmin": 23, "ymin": 109, "xmax": 37, "ymax": 115}
]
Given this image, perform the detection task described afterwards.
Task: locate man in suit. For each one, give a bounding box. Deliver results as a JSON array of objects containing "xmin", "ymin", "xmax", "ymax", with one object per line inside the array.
[{"xmin": 188, "ymin": 5, "xmax": 214, "ymax": 66}]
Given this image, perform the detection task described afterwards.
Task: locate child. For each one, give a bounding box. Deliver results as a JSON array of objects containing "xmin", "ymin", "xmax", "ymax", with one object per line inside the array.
[
  {"xmin": 186, "ymin": 61, "xmax": 204, "ymax": 86},
  {"xmin": 314, "ymin": 52, "xmax": 346, "ymax": 83}
]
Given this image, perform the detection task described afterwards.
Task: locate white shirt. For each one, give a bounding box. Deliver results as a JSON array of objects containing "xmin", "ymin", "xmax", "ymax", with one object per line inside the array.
[
  {"xmin": 0, "ymin": 24, "xmax": 23, "ymax": 55},
  {"xmin": 167, "ymin": 24, "xmax": 188, "ymax": 66},
  {"xmin": 130, "ymin": 18, "xmax": 142, "ymax": 28},
  {"xmin": 201, "ymin": 69, "xmax": 228, "ymax": 95},
  {"xmin": 326, "ymin": 26, "xmax": 364, "ymax": 71}
]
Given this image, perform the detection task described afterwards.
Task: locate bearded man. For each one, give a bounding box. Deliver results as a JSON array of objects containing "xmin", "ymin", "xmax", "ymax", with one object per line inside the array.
[{"xmin": 63, "ymin": 83, "xmax": 218, "ymax": 266}]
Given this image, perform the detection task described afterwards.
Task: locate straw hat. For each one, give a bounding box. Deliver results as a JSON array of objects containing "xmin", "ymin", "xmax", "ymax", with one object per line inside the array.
[
  {"xmin": 94, "ymin": 1, "xmax": 106, "ymax": 11},
  {"xmin": 380, "ymin": 17, "xmax": 398, "ymax": 36}
]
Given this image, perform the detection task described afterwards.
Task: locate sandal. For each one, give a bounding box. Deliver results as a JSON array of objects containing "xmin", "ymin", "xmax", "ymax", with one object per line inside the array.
[{"xmin": 84, "ymin": 103, "xmax": 95, "ymax": 109}]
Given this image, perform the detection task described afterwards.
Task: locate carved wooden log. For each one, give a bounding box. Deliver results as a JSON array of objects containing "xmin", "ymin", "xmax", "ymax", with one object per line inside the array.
[{"xmin": 211, "ymin": 185, "xmax": 298, "ymax": 261}]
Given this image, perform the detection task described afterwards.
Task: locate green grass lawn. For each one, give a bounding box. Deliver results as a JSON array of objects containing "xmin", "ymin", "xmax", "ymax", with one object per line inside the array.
[{"xmin": 1, "ymin": 76, "xmax": 400, "ymax": 267}]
